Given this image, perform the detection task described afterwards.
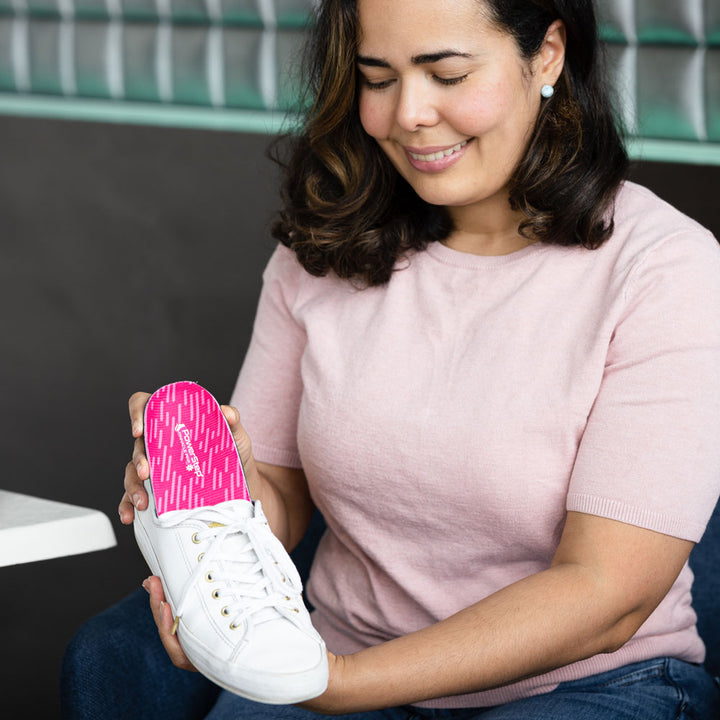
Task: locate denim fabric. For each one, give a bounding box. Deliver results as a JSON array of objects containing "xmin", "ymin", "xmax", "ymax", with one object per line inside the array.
[
  {"xmin": 462, "ymin": 658, "xmax": 720, "ymax": 720},
  {"xmin": 60, "ymin": 588, "xmax": 220, "ymax": 720},
  {"xmin": 61, "ymin": 589, "xmax": 720, "ymax": 720}
]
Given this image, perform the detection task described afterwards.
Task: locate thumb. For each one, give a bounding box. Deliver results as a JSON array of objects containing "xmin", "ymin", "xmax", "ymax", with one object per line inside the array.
[{"xmin": 221, "ymin": 404, "xmax": 257, "ymax": 476}]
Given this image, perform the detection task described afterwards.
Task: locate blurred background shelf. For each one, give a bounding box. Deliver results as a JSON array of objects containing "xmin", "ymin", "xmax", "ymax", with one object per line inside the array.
[{"xmin": 0, "ymin": 0, "xmax": 719, "ymax": 163}]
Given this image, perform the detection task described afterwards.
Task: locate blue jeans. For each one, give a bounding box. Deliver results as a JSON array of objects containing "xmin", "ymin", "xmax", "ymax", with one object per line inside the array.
[{"xmin": 61, "ymin": 589, "xmax": 720, "ymax": 720}]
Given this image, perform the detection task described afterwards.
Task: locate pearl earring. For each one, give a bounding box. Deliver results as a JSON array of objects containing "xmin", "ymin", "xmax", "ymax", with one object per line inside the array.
[{"xmin": 541, "ymin": 84, "xmax": 555, "ymax": 99}]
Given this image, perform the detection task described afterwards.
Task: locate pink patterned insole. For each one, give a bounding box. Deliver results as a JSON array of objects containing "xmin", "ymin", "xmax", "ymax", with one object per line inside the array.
[{"xmin": 144, "ymin": 381, "xmax": 251, "ymax": 515}]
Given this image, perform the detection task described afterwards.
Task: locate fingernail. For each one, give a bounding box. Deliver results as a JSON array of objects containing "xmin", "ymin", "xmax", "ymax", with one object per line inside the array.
[
  {"xmin": 142, "ymin": 578, "xmax": 150, "ymax": 592},
  {"xmin": 133, "ymin": 493, "xmax": 143, "ymax": 508}
]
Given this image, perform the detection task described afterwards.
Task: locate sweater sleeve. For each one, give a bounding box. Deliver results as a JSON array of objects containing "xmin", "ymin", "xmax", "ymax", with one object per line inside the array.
[
  {"xmin": 229, "ymin": 244, "xmax": 306, "ymax": 469},
  {"xmin": 567, "ymin": 230, "xmax": 720, "ymax": 542}
]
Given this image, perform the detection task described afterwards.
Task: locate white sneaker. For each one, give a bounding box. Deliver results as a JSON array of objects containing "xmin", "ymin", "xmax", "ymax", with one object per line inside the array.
[{"xmin": 133, "ymin": 381, "xmax": 328, "ymax": 704}]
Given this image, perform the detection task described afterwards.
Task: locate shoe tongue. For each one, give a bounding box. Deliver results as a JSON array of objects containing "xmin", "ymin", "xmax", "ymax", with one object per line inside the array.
[
  {"xmin": 157, "ymin": 498, "xmax": 254, "ymax": 526},
  {"xmin": 172, "ymin": 500, "xmax": 284, "ymax": 623},
  {"xmin": 209, "ymin": 502, "xmax": 284, "ymax": 622},
  {"xmin": 229, "ymin": 508, "xmax": 288, "ymax": 624},
  {"xmin": 252, "ymin": 606, "xmax": 284, "ymax": 625},
  {"xmin": 204, "ymin": 498, "xmax": 254, "ymax": 523}
]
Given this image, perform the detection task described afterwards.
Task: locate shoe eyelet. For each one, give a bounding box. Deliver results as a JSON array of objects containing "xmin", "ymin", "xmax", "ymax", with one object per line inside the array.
[
  {"xmin": 212, "ymin": 589, "xmax": 221, "ymax": 600},
  {"xmin": 192, "ymin": 533, "xmax": 202, "ymax": 544},
  {"xmin": 284, "ymin": 596, "xmax": 290, "ymax": 601},
  {"xmin": 229, "ymin": 621, "xmax": 240, "ymax": 630},
  {"xmin": 221, "ymin": 607, "xmax": 230, "ymax": 617},
  {"xmin": 293, "ymin": 608, "xmax": 300, "ymax": 613},
  {"xmin": 205, "ymin": 572, "xmax": 214, "ymax": 582},
  {"xmin": 197, "ymin": 552, "xmax": 205, "ymax": 562}
]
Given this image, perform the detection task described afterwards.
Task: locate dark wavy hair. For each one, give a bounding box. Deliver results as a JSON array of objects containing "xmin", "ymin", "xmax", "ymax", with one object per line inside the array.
[{"xmin": 271, "ymin": 0, "xmax": 629, "ymax": 286}]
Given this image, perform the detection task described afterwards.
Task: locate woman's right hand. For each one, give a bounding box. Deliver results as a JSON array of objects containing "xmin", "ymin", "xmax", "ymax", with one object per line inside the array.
[{"xmin": 119, "ymin": 391, "xmax": 152, "ymax": 525}]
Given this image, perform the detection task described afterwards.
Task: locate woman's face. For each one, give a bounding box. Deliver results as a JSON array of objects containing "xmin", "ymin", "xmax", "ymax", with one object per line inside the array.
[{"xmin": 356, "ymin": 0, "xmax": 562, "ymax": 220}]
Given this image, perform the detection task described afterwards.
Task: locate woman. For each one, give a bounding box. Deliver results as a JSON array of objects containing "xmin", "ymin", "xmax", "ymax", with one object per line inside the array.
[{"xmin": 65, "ymin": 0, "xmax": 720, "ymax": 718}]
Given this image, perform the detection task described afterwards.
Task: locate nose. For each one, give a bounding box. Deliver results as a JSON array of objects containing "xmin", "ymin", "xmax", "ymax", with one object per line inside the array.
[{"xmin": 394, "ymin": 77, "xmax": 440, "ymax": 132}]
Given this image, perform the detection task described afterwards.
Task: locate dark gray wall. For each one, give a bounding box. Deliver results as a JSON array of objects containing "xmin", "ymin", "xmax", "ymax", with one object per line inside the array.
[
  {"xmin": 1, "ymin": 114, "xmax": 719, "ymax": 718},
  {"xmin": 0, "ymin": 115, "xmax": 279, "ymax": 718}
]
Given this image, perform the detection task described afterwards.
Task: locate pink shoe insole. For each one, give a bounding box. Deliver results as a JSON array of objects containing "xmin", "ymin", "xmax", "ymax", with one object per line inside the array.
[{"xmin": 144, "ymin": 381, "xmax": 251, "ymax": 516}]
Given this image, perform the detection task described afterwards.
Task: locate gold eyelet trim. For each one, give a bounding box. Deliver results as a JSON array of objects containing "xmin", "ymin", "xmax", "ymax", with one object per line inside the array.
[
  {"xmin": 229, "ymin": 621, "xmax": 240, "ymax": 630},
  {"xmin": 205, "ymin": 572, "xmax": 214, "ymax": 582},
  {"xmin": 221, "ymin": 607, "xmax": 230, "ymax": 616},
  {"xmin": 212, "ymin": 589, "xmax": 220, "ymax": 600},
  {"xmin": 197, "ymin": 552, "xmax": 205, "ymax": 562},
  {"xmin": 192, "ymin": 532, "xmax": 201, "ymax": 544}
]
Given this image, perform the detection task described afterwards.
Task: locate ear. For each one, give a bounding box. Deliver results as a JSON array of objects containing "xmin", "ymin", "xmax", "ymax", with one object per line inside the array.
[{"xmin": 537, "ymin": 19, "xmax": 566, "ymax": 88}]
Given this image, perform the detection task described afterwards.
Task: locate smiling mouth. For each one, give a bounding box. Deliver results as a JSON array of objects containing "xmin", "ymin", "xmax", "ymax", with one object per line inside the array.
[{"xmin": 407, "ymin": 140, "xmax": 469, "ymax": 162}]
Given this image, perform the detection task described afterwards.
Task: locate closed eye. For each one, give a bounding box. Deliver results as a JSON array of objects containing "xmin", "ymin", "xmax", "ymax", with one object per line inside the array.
[
  {"xmin": 360, "ymin": 76, "xmax": 396, "ymax": 90},
  {"xmin": 360, "ymin": 74, "xmax": 469, "ymax": 90},
  {"xmin": 435, "ymin": 74, "xmax": 468, "ymax": 86}
]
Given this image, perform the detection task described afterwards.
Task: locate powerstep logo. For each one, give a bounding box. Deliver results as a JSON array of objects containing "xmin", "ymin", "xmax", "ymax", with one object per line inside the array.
[{"xmin": 175, "ymin": 423, "xmax": 204, "ymax": 478}]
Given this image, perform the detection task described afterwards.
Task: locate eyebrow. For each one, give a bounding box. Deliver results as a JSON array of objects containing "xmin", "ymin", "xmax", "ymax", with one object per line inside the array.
[{"xmin": 356, "ymin": 50, "xmax": 473, "ymax": 68}]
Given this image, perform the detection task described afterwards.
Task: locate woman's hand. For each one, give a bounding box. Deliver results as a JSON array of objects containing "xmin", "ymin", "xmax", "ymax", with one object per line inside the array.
[
  {"xmin": 118, "ymin": 392, "xmax": 151, "ymax": 525},
  {"xmin": 142, "ymin": 576, "xmax": 197, "ymax": 672}
]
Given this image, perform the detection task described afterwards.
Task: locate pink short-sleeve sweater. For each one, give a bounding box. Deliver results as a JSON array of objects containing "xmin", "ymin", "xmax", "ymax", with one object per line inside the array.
[{"xmin": 231, "ymin": 182, "xmax": 720, "ymax": 707}]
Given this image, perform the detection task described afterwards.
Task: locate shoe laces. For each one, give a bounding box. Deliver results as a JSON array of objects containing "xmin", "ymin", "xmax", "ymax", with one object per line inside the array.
[{"xmin": 160, "ymin": 501, "xmax": 304, "ymax": 639}]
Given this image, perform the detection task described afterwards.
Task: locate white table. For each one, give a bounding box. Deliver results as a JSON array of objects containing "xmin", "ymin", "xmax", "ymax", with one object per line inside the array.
[{"xmin": 0, "ymin": 490, "xmax": 116, "ymax": 566}]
